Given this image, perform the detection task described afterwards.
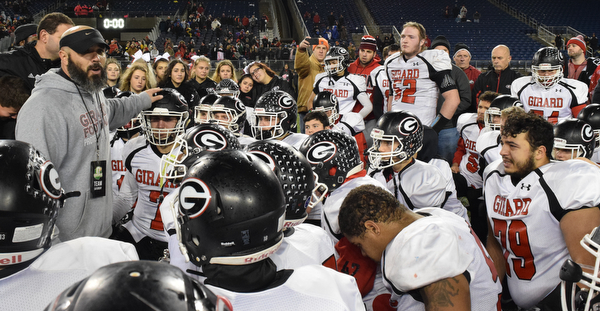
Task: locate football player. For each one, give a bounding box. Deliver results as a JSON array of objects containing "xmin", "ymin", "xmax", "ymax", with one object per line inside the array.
[
  {"xmin": 112, "ymin": 88, "xmax": 189, "ymax": 260},
  {"xmin": 577, "ymin": 103, "xmax": 600, "ymax": 163},
  {"xmin": 245, "ymin": 140, "xmax": 336, "ymax": 270},
  {"xmin": 511, "ymin": 47, "xmax": 588, "ymax": 124},
  {"xmin": 194, "ymin": 92, "xmax": 220, "ymax": 125},
  {"xmin": 0, "ymin": 140, "xmax": 138, "ymax": 310},
  {"xmin": 484, "ymin": 112, "xmax": 600, "ymax": 309},
  {"xmin": 252, "ymin": 89, "xmax": 308, "ymax": 149},
  {"xmin": 210, "ymin": 95, "xmax": 256, "ymax": 145},
  {"xmin": 45, "ymin": 261, "xmax": 232, "ymax": 311},
  {"xmin": 338, "ymin": 184, "xmax": 502, "ymax": 310},
  {"xmin": 385, "ymin": 22, "xmax": 460, "ymax": 133},
  {"xmin": 368, "ymin": 110, "xmax": 469, "ymax": 221},
  {"xmin": 552, "ymin": 119, "xmax": 596, "ymax": 161},
  {"xmin": 308, "ymin": 46, "xmax": 373, "ymax": 120},
  {"xmin": 175, "ymin": 149, "xmax": 366, "ymax": 310}
]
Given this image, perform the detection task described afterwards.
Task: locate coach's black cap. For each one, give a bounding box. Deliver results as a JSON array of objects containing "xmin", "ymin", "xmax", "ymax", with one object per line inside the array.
[
  {"xmin": 59, "ymin": 26, "xmax": 109, "ymax": 54},
  {"xmin": 14, "ymin": 24, "xmax": 37, "ymax": 44}
]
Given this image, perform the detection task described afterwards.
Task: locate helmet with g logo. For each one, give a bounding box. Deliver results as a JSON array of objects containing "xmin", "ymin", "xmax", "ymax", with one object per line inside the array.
[{"xmin": 368, "ymin": 111, "xmax": 423, "ymax": 169}]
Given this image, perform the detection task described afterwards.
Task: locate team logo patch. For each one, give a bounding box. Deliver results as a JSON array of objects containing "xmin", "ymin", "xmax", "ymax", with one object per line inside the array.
[
  {"xmin": 339, "ymin": 47, "xmax": 347, "ymax": 54},
  {"xmin": 235, "ymin": 100, "xmax": 246, "ymax": 111},
  {"xmin": 179, "ymin": 178, "xmax": 212, "ymax": 218},
  {"xmin": 39, "ymin": 161, "xmax": 62, "ymax": 199},
  {"xmin": 306, "ymin": 141, "xmax": 337, "ymax": 164},
  {"xmin": 248, "ymin": 150, "xmax": 276, "ymax": 172},
  {"xmin": 582, "ymin": 124, "xmax": 594, "ymax": 142},
  {"xmin": 278, "ymin": 94, "xmax": 295, "ymax": 109},
  {"xmin": 398, "ymin": 117, "xmax": 419, "ymax": 136},
  {"xmin": 193, "ymin": 129, "xmax": 228, "ymax": 150}
]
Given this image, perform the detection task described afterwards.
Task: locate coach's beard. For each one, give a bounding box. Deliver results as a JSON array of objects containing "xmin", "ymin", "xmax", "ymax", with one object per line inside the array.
[{"xmin": 68, "ymin": 58, "xmax": 107, "ymax": 94}]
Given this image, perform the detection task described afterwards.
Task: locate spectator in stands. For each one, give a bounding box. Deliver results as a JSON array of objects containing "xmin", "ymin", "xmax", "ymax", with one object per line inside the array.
[
  {"xmin": 248, "ymin": 61, "xmax": 296, "ymax": 99},
  {"xmin": 120, "ymin": 60, "xmax": 156, "ymax": 94},
  {"xmin": 164, "ymin": 42, "xmax": 175, "ymax": 57},
  {"xmin": 189, "ymin": 55, "xmax": 216, "ymax": 99},
  {"xmin": 453, "ymin": 43, "xmax": 480, "ymax": 91},
  {"xmin": 13, "ymin": 23, "xmax": 37, "ymax": 48},
  {"xmin": 211, "ymin": 59, "xmax": 238, "ymax": 83},
  {"xmin": 565, "ymin": 35, "xmax": 598, "ymax": 87},
  {"xmin": 0, "ymin": 76, "xmax": 29, "ymax": 139},
  {"xmin": 473, "ymin": 11, "xmax": 480, "ymax": 23},
  {"xmin": 471, "ymin": 45, "xmax": 521, "ymax": 110},
  {"xmin": 431, "ymin": 36, "xmax": 472, "ymax": 163},
  {"xmin": 313, "ymin": 12, "xmax": 320, "ymax": 27},
  {"xmin": 295, "ymin": 37, "xmax": 328, "ymax": 132},
  {"xmin": 108, "ymin": 39, "xmax": 121, "ymax": 56},
  {"xmin": 153, "ymin": 56, "xmax": 170, "ymax": 84},
  {"xmin": 591, "ymin": 33, "xmax": 598, "ymax": 55},
  {"xmin": 238, "ymin": 73, "xmax": 255, "ymax": 108},
  {"xmin": 158, "ymin": 59, "xmax": 200, "ymax": 112},
  {"xmin": 328, "ymin": 12, "xmax": 336, "ymax": 27},
  {"xmin": 555, "ymin": 34, "xmax": 564, "ymax": 50},
  {"xmin": 280, "ymin": 63, "xmax": 293, "ymax": 84},
  {"xmin": 105, "ymin": 58, "xmax": 121, "ymax": 88}
]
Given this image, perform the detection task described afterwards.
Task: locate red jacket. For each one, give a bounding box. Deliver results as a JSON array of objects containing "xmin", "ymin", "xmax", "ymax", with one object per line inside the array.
[{"xmin": 347, "ymin": 55, "xmax": 382, "ymax": 121}]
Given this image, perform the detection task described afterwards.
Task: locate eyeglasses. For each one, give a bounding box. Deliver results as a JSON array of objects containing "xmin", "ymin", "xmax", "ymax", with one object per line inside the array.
[{"xmin": 250, "ymin": 67, "xmax": 262, "ymax": 76}]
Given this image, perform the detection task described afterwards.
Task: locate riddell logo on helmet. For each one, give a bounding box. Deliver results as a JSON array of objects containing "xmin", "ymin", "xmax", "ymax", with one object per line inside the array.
[
  {"xmin": 0, "ymin": 254, "xmax": 23, "ymax": 265},
  {"xmin": 244, "ymin": 248, "xmax": 278, "ymax": 263}
]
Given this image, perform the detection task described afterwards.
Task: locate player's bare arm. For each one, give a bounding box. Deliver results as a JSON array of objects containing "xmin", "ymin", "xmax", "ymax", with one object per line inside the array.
[
  {"xmin": 306, "ymin": 91, "xmax": 316, "ymax": 111},
  {"xmin": 485, "ymin": 219, "xmax": 506, "ymax": 283},
  {"xmin": 420, "ymin": 274, "xmax": 471, "ymax": 311},
  {"xmin": 560, "ymin": 207, "xmax": 600, "ymax": 274},
  {"xmin": 440, "ymin": 88, "xmax": 460, "ymax": 120}
]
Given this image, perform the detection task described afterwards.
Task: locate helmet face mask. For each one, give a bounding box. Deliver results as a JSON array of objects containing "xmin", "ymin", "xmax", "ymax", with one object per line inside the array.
[
  {"xmin": 531, "ymin": 47, "xmax": 564, "ymax": 89},
  {"xmin": 252, "ymin": 90, "xmax": 297, "ymax": 140},
  {"xmin": 141, "ymin": 88, "xmax": 189, "ymax": 146},
  {"xmin": 194, "ymin": 93, "xmax": 221, "ymax": 125},
  {"xmin": 367, "ymin": 111, "xmax": 423, "ymax": 170},
  {"xmin": 560, "ymin": 227, "xmax": 600, "ymax": 311},
  {"xmin": 210, "ymin": 96, "xmax": 247, "ymax": 133},
  {"xmin": 484, "ymin": 108, "xmax": 503, "ymax": 131},
  {"xmin": 313, "ymin": 91, "xmax": 340, "ymax": 124},
  {"xmin": 215, "ymin": 79, "xmax": 240, "ymax": 98}
]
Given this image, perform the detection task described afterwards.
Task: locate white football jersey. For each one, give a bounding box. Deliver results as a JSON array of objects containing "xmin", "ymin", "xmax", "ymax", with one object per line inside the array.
[
  {"xmin": 483, "ymin": 159, "xmax": 600, "ymax": 308},
  {"xmin": 456, "ymin": 113, "xmax": 484, "ymax": 188},
  {"xmin": 385, "ymin": 49, "xmax": 456, "ymax": 125},
  {"xmin": 270, "ymin": 224, "xmax": 336, "ymax": 269},
  {"xmin": 0, "ymin": 237, "xmax": 138, "ymax": 311},
  {"xmin": 429, "ymin": 158, "xmax": 470, "ymax": 222},
  {"xmin": 476, "ymin": 130, "xmax": 502, "ymax": 167},
  {"xmin": 114, "ymin": 136, "xmax": 177, "ymax": 242},
  {"xmin": 381, "ymin": 208, "xmax": 502, "ymax": 311},
  {"xmin": 592, "ymin": 148, "xmax": 600, "ymax": 165},
  {"xmin": 313, "ymin": 72, "xmax": 367, "ymax": 116},
  {"xmin": 511, "ymin": 76, "xmax": 588, "ymax": 124},
  {"xmin": 370, "ymin": 65, "xmax": 391, "ymax": 113},
  {"xmin": 206, "ymin": 265, "xmax": 366, "ymax": 311},
  {"xmin": 369, "ymin": 159, "xmax": 447, "ymax": 212},
  {"xmin": 322, "ymin": 175, "xmax": 389, "ymax": 243},
  {"xmin": 334, "ymin": 112, "xmax": 366, "ymax": 136},
  {"xmin": 280, "ymin": 132, "xmax": 308, "ymax": 150},
  {"xmin": 110, "ymin": 137, "xmax": 127, "ymax": 197}
]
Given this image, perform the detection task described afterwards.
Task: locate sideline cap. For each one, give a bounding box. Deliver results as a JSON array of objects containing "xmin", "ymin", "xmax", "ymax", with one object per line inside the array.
[{"xmin": 60, "ymin": 26, "xmax": 109, "ymax": 54}]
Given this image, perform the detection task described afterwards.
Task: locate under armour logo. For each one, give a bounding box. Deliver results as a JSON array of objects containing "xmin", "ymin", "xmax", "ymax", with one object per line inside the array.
[
  {"xmin": 412, "ymin": 62, "xmax": 418, "ymax": 66},
  {"xmin": 521, "ymin": 183, "xmax": 531, "ymax": 191}
]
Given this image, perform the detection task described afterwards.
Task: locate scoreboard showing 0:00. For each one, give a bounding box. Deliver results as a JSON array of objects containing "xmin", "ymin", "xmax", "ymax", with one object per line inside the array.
[{"xmin": 103, "ymin": 18, "xmax": 125, "ymax": 29}]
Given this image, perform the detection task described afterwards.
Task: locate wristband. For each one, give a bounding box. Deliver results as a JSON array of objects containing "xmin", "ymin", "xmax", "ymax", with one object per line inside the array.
[{"xmin": 432, "ymin": 114, "xmax": 450, "ymax": 133}]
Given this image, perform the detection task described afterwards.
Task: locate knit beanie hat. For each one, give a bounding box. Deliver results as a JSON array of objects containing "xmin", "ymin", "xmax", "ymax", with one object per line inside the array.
[
  {"xmin": 453, "ymin": 42, "xmax": 471, "ymax": 58},
  {"xmin": 359, "ymin": 35, "xmax": 377, "ymax": 51},
  {"xmin": 431, "ymin": 35, "xmax": 450, "ymax": 51},
  {"xmin": 567, "ymin": 35, "xmax": 586, "ymax": 52}
]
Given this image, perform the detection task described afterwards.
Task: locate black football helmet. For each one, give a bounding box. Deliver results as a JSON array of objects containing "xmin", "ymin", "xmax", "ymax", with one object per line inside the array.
[
  {"xmin": 160, "ymin": 123, "xmax": 241, "ymax": 182},
  {"xmin": 177, "ymin": 149, "xmax": 285, "ymax": 266},
  {"xmin": 560, "ymin": 227, "xmax": 600, "ymax": 311},
  {"xmin": 194, "ymin": 92, "xmax": 221, "ymax": 125},
  {"xmin": 577, "ymin": 103, "xmax": 600, "ymax": 146},
  {"xmin": 252, "ymin": 89, "xmax": 297, "ymax": 140},
  {"xmin": 210, "ymin": 95, "xmax": 247, "ymax": 133},
  {"xmin": 245, "ymin": 140, "xmax": 325, "ymax": 228},
  {"xmin": 299, "ymin": 130, "xmax": 362, "ymax": 193},
  {"xmin": 313, "ymin": 90, "xmax": 340, "ymax": 124},
  {"xmin": 141, "ymin": 88, "xmax": 190, "ymax": 146},
  {"xmin": 115, "ymin": 91, "xmax": 143, "ymax": 140},
  {"xmin": 531, "ymin": 47, "xmax": 564, "ymax": 89},
  {"xmin": 553, "ymin": 119, "xmax": 595, "ymax": 160},
  {"xmin": 368, "ymin": 111, "xmax": 423, "ymax": 169},
  {"xmin": 484, "ymin": 95, "xmax": 523, "ymax": 131},
  {"xmin": 0, "ymin": 141, "xmax": 67, "ymax": 269},
  {"xmin": 102, "ymin": 86, "xmax": 120, "ymax": 99},
  {"xmin": 215, "ymin": 78, "xmax": 240, "ymax": 98},
  {"xmin": 324, "ymin": 46, "xmax": 350, "ymax": 75},
  {"xmin": 44, "ymin": 261, "xmax": 232, "ymax": 311}
]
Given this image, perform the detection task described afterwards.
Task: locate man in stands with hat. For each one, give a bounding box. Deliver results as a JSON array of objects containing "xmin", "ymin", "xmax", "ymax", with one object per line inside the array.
[
  {"xmin": 12, "ymin": 23, "xmax": 38, "ymax": 48},
  {"xmin": 565, "ymin": 34, "xmax": 599, "ymax": 87},
  {"xmin": 453, "ymin": 42, "xmax": 481, "ymax": 92},
  {"xmin": 431, "ymin": 35, "xmax": 472, "ymax": 163},
  {"xmin": 16, "ymin": 25, "xmax": 163, "ymax": 242},
  {"xmin": 295, "ymin": 36, "xmax": 329, "ymax": 132},
  {"xmin": 347, "ymin": 35, "xmax": 381, "ymax": 146}
]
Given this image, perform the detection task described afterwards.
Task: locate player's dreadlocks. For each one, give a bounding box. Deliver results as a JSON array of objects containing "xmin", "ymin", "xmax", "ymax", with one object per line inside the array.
[{"xmin": 338, "ymin": 184, "xmax": 407, "ymax": 238}]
